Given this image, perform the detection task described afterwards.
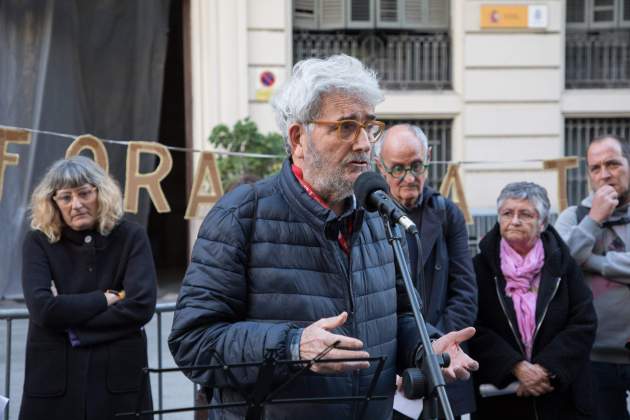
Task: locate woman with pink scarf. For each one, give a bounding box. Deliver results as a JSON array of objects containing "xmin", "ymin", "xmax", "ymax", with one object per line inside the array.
[{"xmin": 469, "ymin": 182, "xmax": 596, "ymax": 420}]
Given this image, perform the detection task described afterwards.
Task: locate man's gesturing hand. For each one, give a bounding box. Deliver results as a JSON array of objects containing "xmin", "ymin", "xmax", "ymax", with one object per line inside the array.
[
  {"xmin": 590, "ymin": 184, "xmax": 618, "ymax": 224},
  {"xmin": 431, "ymin": 327, "xmax": 479, "ymax": 382},
  {"xmin": 300, "ymin": 312, "xmax": 370, "ymax": 374}
]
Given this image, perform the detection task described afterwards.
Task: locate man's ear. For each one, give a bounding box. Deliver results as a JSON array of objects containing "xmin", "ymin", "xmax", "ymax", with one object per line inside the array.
[
  {"xmin": 426, "ymin": 146, "xmax": 433, "ymax": 163},
  {"xmin": 288, "ymin": 123, "xmax": 304, "ymax": 160}
]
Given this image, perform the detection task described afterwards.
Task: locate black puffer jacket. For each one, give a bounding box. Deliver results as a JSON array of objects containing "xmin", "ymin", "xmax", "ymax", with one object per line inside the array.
[
  {"xmin": 470, "ymin": 224, "xmax": 596, "ymax": 420},
  {"xmin": 169, "ymin": 161, "xmax": 423, "ymax": 420}
]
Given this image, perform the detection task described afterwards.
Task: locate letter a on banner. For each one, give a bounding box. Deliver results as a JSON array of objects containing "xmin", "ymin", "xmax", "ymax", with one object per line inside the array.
[
  {"xmin": 124, "ymin": 141, "xmax": 173, "ymax": 213},
  {"xmin": 185, "ymin": 152, "xmax": 224, "ymax": 219},
  {"xmin": 65, "ymin": 135, "xmax": 109, "ymax": 172},
  {"xmin": 439, "ymin": 163, "xmax": 473, "ymax": 224},
  {"xmin": 543, "ymin": 157, "xmax": 579, "ymax": 212},
  {"xmin": 0, "ymin": 128, "xmax": 31, "ymax": 201}
]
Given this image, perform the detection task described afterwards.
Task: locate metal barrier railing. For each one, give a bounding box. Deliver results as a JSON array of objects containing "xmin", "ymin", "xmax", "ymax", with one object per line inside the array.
[{"xmin": 1, "ymin": 301, "xmax": 184, "ymax": 420}]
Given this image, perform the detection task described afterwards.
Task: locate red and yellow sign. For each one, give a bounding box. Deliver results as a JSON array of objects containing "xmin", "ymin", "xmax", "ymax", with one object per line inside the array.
[{"xmin": 481, "ymin": 5, "xmax": 528, "ymax": 29}]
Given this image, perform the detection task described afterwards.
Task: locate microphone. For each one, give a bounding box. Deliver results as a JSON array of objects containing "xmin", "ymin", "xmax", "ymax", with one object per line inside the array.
[{"xmin": 353, "ymin": 171, "xmax": 418, "ymax": 235}]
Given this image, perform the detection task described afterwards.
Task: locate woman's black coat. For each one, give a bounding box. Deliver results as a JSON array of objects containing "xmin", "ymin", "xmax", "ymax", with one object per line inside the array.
[
  {"xmin": 19, "ymin": 220, "xmax": 157, "ymax": 420},
  {"xmin": 469, "ymin": 223, "xmax": 596, "ymax": 420}
]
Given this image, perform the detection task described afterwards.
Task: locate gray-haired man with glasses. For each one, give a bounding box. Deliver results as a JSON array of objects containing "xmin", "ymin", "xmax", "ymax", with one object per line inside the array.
[
  {"xmin": 170, "ymin": 56, "xmax": 478, "ymax": 420},
  {"xmin": 376, "ymin": 124, "xmax": 478, "ymax": 419}
]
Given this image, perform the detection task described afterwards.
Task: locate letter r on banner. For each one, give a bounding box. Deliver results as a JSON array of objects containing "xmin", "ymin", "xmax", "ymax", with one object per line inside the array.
[
  {"xmin": 124, "ymin": 141, "xmax": 173, "ymax": 213},
  {"xmin": 0, "ymin": 128, "xmax": 31, "ymax": 202}
]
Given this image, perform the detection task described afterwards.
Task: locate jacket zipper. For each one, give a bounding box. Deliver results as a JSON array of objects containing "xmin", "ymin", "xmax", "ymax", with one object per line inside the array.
[
  {"xmin": 496, "ymin": 275, "xmax": 560, "ymax": 420},
  {"xmin": 336, "ymin": 241, "xmax": 360, "ymax": 419},
  {"xmin": 493, "ymin": 276, "xmax": 526, "ymax": 356},
  {"xmin": 333, "ymin": 250, "xmax": 355, "ymax": 314},
  {"xmin": 532, "ymin": 277, "xmax": 561, "ymax": 349}
]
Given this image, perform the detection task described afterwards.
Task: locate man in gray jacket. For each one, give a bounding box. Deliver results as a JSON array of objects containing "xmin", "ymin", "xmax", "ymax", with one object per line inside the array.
[{"xmin": 555, "ymin": 134, "xmax": 630, "ymax": 420}]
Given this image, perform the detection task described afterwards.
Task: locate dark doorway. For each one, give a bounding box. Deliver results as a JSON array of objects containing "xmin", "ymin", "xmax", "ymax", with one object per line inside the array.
[{"xmin": 148, "ymin": 0, "xmax": 188, "ymax": 296}]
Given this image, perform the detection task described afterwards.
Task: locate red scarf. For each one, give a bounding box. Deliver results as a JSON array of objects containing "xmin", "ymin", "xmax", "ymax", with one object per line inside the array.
[{"xmin": 291, "ymin": 164, "xmax": 352, "ymax": 254}]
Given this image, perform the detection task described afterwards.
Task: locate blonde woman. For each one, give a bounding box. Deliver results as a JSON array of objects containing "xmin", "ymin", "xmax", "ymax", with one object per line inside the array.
[{"xmin": 19, "ymin": 156, "xmax": 156, "ymax": 420}]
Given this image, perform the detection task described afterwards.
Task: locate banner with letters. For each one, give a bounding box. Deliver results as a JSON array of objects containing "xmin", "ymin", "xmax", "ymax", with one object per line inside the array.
[{"xmin": 0, "ymin": 125, "xmax": 580, "ymax": 222}]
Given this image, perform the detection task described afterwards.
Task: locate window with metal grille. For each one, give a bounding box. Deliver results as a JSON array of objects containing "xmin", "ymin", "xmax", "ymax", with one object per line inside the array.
[
  {"xmin": 565, "ymin": 0, "xmax": 630, "ymax": 88},
  {"xmin": 293, "ymin": 0, "xmax": 450, "ymax": 31},
  {"xmin": 292, "ymin": 0, "xmax": 452, "ymax": 90},
  {"xmin": 380, "ymin": 119, "xmax": 451, "ymax": 189},
  {"xmin": 565, "ymin": 117, "xmax": 630, "ymax": 205},
  {"xmin": 566, "ymin": 0, "xmax": 630, "ymax": 29}
]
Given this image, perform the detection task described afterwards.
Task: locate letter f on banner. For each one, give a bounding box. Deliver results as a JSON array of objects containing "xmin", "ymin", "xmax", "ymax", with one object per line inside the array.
[{"xmin": 0, "ymin": 128, "xmax": 31, "ymax": 201}]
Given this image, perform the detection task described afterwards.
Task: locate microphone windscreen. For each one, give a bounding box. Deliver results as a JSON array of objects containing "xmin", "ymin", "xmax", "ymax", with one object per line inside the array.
[{"xmin": 353, "ymin": 171, "xmax": 389, "ymax": 211}]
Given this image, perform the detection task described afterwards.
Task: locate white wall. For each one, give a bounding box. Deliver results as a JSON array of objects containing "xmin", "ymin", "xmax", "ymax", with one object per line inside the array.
[
  {"xmin": 246, "ymin": 0, "xmax": 291, "ymax": 134},
  {"xmin": 190, "ymin": 0, "xmax": 630, "ymax": 215}
]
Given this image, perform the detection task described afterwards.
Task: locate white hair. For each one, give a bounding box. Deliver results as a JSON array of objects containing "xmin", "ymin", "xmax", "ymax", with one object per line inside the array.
[
  {"xmin": 497, "ymin": 182, "xmax": 551, "ymax": 227},
  {"xmin": 373, "ymin": 124, "xmax": 429, "ymax": 158},
  {"xmin": 271, "ymin": 54, "xmax": 384, "ymax": 154}
]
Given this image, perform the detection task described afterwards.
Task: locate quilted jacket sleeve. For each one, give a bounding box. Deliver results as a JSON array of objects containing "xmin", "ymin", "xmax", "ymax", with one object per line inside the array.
[{"xmin": 168, "ymin": 201, "xmax": 295, "ymax": 389}]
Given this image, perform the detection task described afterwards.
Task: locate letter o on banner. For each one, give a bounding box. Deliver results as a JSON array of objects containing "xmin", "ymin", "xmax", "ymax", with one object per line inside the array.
[{"xmin": 65, "ymin": 135, "xmax": 109, "ymax": 172}]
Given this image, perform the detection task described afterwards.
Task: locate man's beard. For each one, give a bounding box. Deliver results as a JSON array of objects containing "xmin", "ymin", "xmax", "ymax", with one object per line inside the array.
[{"xmin": 304, "ymin": 137, "xmax": 369, "ymax": 204}]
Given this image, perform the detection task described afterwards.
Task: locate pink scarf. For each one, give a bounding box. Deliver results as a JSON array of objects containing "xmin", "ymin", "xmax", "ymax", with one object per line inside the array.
[{"xmin": 500, "ymin": 238, "xmax": 544, "ymax": 360}]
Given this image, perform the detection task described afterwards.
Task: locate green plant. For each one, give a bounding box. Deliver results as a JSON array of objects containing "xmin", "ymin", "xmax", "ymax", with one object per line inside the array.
[{"xmin": 208, "ymin": 118, "xmax": 285, "ymax": 189}]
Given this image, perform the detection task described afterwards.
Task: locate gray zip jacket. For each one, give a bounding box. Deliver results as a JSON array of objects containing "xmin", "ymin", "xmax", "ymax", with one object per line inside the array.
[{"xmin": 555, "ymin": 194, "xmax": 630, "ymax": 364}]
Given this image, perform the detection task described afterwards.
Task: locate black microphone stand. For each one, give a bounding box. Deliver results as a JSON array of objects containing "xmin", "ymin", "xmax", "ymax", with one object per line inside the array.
[{"xmin": 381, "ymin": 216, "xmax": 454, "ymax": 420}]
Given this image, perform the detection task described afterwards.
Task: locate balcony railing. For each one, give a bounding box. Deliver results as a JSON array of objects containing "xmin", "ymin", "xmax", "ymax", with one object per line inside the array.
[
  {"xmin": 566, "ymin": 30, "xmax": 630, "ymax": 88},
  {"xmin": 293, "ymin": 31, "xmax": 451, "ymax": 90}
]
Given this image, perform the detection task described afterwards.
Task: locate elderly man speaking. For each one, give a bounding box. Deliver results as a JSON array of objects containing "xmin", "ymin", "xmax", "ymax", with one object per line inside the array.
[{"xmin": 169, "ymin": 55, "xmax": 478, "ymax": 420}]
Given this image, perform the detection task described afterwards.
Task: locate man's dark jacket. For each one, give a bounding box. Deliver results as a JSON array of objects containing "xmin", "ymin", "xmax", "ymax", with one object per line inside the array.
[
  {"xmin": 404, "ymin": 187, "xmax": 477, "ymax": 416},
  {"xmin": 169, "ymin": 161, "xmax": 424, "ymax": 420},
  {"xmin": 469, "ymin": 224, "xmax": 596, "ymax": 420}
]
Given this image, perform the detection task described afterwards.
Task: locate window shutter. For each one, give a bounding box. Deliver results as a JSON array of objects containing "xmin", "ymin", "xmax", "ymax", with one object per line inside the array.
[
  {"xmin": 401, "ymin": 0, "xmax": 448, "ymax": 30},
  {"xmin": 566, "ymin": 0, "xmax": 588, "ymax": 26},
  {"xmin": 347, "ymin": 0, "xmax": 375, "ymax": 28},
  {"xmin": 377, "ymin": 0, "xmax": 402, "ymax": 28},
  {"xmin": 402, "ymin": 0, "xmax": 422, "ymax": 28},
  {"xmin": 621, "ymin": 0, "xmax": 630, "ymax": 26},
  {"xmin": 425, "ymin": 0, "xmax": 449, "ymax": 29},
  {"xmin": 294, "ymin": 0, "xmax": 319, "ymax": 30},
  {"xmin": 320, "ymin": 0, "xmax": 346, "ymax": 29},
  {"xmin": 590, "ymin": 0, "xmax": 617, "ymax": 28}
]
